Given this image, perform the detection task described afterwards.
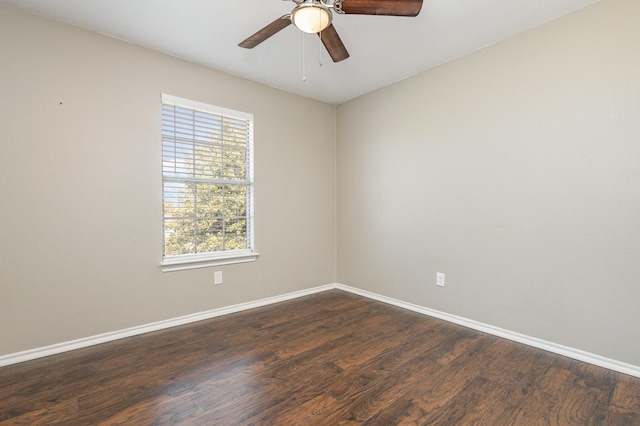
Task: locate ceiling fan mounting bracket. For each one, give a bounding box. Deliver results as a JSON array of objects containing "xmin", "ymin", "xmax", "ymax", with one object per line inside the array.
[
  {"xmin": 332, "ymin": 0, "xmax": 345, "ymax": 14},
  {"xmin": 290, "ymin": 0, "xmax": 345, "ymax": 14}
]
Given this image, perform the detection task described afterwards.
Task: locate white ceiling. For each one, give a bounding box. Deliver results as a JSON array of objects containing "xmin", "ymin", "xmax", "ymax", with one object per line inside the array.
[{"xmin": 2, "ymin": 0, "xmax": 598, "ymax": 104}]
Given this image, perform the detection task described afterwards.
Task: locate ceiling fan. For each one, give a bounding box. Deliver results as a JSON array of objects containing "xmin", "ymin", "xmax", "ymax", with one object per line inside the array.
[{"xmin": 239, "ymin": 0, "xmax": 423, "ymax": 63}]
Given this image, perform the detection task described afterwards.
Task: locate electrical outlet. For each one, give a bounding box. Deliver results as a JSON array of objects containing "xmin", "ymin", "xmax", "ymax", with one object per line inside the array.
[
  {"xmin": 436, "ymin": 272, "xmax": 445, "ymax": 287},
  {"xmin": 214, "ymin": 271, "xmax": 223, "ymax": 285}
]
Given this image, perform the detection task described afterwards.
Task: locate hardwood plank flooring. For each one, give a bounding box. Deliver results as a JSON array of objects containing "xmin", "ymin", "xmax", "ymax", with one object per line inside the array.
[{"xmin": 1, "ymin": 290, "xmax": 639, "ymax": 425}]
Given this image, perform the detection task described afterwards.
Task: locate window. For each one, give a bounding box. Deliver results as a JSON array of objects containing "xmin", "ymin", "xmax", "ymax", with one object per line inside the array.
[{"xmin": 160, "ymin": 94, "xmax": 257, "ymax": 271}]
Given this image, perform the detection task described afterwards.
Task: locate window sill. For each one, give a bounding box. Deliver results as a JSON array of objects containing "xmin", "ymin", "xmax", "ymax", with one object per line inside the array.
[{"xmin": 160, "ymin": 251, "xmax": 259, "ymax": 272}]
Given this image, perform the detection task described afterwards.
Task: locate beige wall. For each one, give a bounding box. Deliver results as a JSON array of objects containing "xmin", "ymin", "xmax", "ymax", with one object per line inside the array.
[
  {"xmin": 0, "ymin": 6, "xmax": 336, "ymax": 356},
  {"xmin": 337, "ymin": 0, "xmax": 640, "ymax": 365}
]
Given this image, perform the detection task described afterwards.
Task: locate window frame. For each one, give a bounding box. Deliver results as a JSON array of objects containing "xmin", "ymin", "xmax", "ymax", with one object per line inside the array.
[{"xmin": 160, "ymin": 94, "xmax": 258, "ymax": 272}]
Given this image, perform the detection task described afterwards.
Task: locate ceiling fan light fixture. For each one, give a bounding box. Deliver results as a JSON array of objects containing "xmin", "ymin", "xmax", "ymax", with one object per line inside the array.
[{"xmin": 291, "ymin": 2, "xmax": 332, "ymax": 34}]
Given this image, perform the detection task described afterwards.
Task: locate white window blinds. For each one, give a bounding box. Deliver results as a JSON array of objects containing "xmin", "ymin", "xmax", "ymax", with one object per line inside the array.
[{"xmin": 161, "ymin": 94, "xmax": 254, "ymax": 266}]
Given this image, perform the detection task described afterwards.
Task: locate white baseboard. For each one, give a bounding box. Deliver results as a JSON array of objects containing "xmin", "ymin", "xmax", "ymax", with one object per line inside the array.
[
  {"xmin": 335, "ymin": 283, "xmax": 640, "ymax": 379},
  {"xmin": 2, "ymin": 282, "xmax": 639, "ymax": 379},
  {"xmin": 0, "ymin": 284, "xmax": 335, "ymax": 368}
]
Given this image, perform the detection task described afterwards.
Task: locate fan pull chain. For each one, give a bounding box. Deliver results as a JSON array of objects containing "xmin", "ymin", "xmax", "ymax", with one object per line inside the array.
[
  {"xmin": 318, "ymin": 14, "xmax": 323, "ymax": 67},
  {"xmin": 318, "ymin": 29, "xmax": 323, "ymax": 67},
  {"xmin": 302, "ymin": 31, "xmax": 306, "ymax": 81},
  {"xmin": 302, "ymin": 27, "xmax": 325, "ymax": 81}
]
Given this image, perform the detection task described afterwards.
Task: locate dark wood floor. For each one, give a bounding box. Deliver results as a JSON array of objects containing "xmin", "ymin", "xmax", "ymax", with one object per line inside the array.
[{"xmin": 1, "ymin": 290, "xmax": 640, "ymax": 425}]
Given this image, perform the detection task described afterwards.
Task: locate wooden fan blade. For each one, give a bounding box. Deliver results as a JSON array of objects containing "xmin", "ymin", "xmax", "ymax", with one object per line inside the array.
[
  {"xmin": 318, "ymin": 24, "xmax": 350, "ymax": 63},
  {"xmin": 340, "ymin": 0, "xmax": 423, "ymax": 16},
  {"xmin": 238, "ymin": 16, "xmax": 292, "ymax": 49}
]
